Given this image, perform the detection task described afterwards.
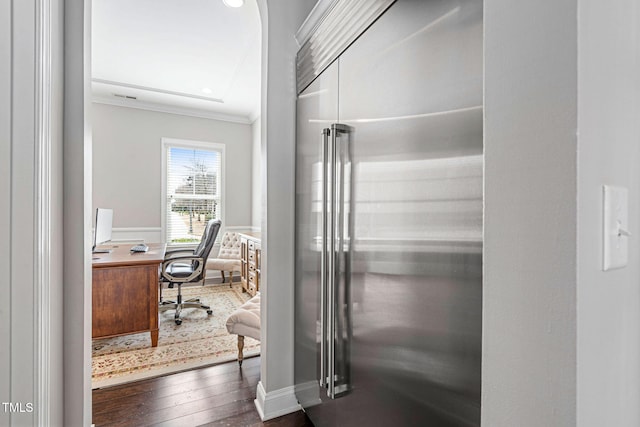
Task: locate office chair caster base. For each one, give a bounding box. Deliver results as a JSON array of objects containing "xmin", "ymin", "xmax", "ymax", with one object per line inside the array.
[
  {"xmin": 207, "ymin": 309, "xmax": 213, "ymax": 315},
  {"xmin": 175, "ymin": 319, "xmax": 182, "ymax": 325}
]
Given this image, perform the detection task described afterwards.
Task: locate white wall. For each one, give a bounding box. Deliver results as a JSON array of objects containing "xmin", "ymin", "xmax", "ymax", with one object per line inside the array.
[
  {"xmin": 485, "ymin": 1, "xmax": 640, "ymax": 426},
  {"xmin": 577, "ymin": 1, "xmax": 640, "ymax": 425},
  {"xmin": 251, "ymin": 116, "xmax": 262, "ymax": 229},
  {"xmin": 483, "ymin": 1, "xmax": 578, "ymax": 425},
  {"xmin": 0, "ymin": 0, "xmax": 11, "ymax": 422},
  {"xmin": 92, "ymin": 103, "xmax": 253, "ymax": 232},
  {"xmin": 10, "ymin": 1, "xmax": 39, "ymax": 422}
]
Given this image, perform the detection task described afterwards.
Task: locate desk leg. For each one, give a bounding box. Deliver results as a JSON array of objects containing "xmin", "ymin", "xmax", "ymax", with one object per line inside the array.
[{"xmin": 151, "ymin": 265, "xmax": 160, "ymax": 347}]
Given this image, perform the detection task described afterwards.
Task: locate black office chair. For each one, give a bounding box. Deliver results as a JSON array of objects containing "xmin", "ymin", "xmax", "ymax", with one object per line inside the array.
[{"xmin": 159, "ymin": 219, "xmax": 221, "ymax": 325}]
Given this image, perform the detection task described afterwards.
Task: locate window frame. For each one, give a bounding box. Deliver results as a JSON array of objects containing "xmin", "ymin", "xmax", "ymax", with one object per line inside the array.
[{"xmin": 161, "ymin": 137, "xmax": 225, "ymax": 246}]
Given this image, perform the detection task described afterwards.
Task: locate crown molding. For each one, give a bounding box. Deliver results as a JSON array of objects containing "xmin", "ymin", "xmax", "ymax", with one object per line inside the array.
[
  {"xmin": 92, "ymin": 95, "xmax": 252, "ymax": 124},
  {"xmin": 92, "ymin": 78, "xmax": 224, "ymax": 103},
  {"xmin": 248, "ymin": 109, "xmax": 260, "ymax": 124}
]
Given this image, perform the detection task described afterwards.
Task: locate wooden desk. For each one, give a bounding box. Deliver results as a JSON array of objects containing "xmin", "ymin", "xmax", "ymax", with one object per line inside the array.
[{"xmin": 92, "ymin": 243, "xmax": 166, "ymax": 347}]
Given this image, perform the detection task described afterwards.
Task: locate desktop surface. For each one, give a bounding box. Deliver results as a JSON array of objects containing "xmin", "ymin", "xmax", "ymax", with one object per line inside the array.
[{"xmin": 92, "ymin": 243, "xmax": 166, "ymax": 268}]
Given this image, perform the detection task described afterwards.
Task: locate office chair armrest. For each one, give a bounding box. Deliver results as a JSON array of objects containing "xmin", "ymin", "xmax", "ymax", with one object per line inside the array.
[
  {"xmin": 164, "ymin": 248, "xmax": 195, "ymax": 258},
  {"xmin": 161, "ymin": 256, "xmax": 205, "ymax": 283}
]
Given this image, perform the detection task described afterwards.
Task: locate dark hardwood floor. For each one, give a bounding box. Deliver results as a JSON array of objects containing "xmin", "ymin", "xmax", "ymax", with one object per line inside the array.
[{"xmin": 92, "ymin": 357, "xmax": 314, "ymax": 427}]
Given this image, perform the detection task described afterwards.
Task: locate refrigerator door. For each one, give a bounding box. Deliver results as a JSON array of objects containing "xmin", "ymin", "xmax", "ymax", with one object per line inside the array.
[
  {"xmin": 336, "ymin": 0, "xmax": 483, "ymax": 426},
  {"xmin": 294, "ymin": 61, "xmax": 339, "ymax": 420}
]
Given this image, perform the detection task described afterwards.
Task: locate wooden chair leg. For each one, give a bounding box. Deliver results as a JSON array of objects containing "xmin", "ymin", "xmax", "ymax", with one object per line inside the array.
[
  {"xmin": 221, "ymin": 271, "xmax": 226, "ymax": 283},
  {"xmin": 229, "ymin": 271, "xmax": 233, "ymax": 287},
  {"xmin": 237, "ymin": 335, "xmax": 245, "ymax": 366}
]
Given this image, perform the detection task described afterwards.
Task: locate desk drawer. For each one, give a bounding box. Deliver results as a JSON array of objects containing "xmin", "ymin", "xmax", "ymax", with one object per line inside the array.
[
  {"xmin": 248, "ymin": 282, "xmax": 257, "ymax": 295},
  {"xmin": 92, "ymin": 264, "xmax": 157, "ymax": 338}
]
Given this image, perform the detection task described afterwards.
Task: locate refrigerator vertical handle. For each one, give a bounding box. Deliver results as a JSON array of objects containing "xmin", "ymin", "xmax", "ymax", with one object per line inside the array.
[
  {"xmin": 328, "ymin": 124, "xmax": 351, "ymax": 399},
  {"xmin": 320, "ymin": 128, "xmax": 330, "ymax": 388},
  {"xmin": 328, "ymin": 126, "xmax": 336, "ymax": 398}
]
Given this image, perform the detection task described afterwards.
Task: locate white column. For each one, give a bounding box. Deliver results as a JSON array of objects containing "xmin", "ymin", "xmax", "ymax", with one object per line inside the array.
[
  {"xmin": 254, "ymin": 0, "xmax": 317, "ymax": 421},
  {"xmin": 483, "ymin": 1, "xmax": 578, "ymax": 426},
  {"xmin": 63, "ymin": 0, "xmax": 93, "ymax": 425}
]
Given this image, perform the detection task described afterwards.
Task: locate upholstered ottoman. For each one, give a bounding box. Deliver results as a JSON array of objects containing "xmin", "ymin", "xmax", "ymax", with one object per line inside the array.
[{"xmin": 226, "ymin": 293, "xmax": 260, "ymax": 366}]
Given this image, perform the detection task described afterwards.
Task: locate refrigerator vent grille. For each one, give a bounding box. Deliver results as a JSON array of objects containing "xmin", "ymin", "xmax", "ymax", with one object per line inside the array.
[{"xmin": 296, "ymin": 0, "xmax": 396, "ymax": 94}]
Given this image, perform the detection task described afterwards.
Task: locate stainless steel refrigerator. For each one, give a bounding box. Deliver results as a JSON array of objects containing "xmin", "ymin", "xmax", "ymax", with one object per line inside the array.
[{"xmin": 294, "ymin": 0, "xmax": 483, "ymax": 425}]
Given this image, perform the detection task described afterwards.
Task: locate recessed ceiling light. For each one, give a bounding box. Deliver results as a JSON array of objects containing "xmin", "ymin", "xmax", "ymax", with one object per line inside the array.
[
  {"xmin": 202, "ymin": 88, "xmax": 213, "ymax": 94},
  {"xmin": 223, "ymin": 0, "xmax": 244, "ymax": 7}
]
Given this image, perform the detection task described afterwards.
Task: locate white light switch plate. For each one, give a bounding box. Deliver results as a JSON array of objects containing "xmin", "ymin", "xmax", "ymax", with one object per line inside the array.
[{"xmin": 603, "ymin": 185, "xmax": 629, "ymax": 271}]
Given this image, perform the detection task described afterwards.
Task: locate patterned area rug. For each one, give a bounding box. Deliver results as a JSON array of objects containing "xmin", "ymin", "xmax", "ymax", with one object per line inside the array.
[{"xmin": 92, "ymin": 284, "xmax": 260, "ymax": 389}]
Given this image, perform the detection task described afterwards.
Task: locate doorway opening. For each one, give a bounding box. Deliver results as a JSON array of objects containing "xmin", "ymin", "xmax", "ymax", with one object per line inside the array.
[{"xmin": 88, "ymin": 0, "xmax": 263, "ymax": 403}]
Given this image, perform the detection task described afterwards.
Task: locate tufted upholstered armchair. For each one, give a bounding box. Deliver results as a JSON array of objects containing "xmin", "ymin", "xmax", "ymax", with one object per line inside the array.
[{"xmin": 206, "ymin": 232, "xmax": 242, "ymax": 286}]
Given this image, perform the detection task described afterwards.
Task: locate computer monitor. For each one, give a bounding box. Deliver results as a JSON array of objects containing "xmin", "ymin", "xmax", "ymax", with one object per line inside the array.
[{"xmin": 93, "ymin": 208, "xmax": 113, "ymax": 253}]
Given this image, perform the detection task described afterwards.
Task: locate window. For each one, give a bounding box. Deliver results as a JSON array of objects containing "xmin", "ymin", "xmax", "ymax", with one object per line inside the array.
[{"xmin": 162, "ymin": 138, "xmax": 224, "ymax": 244}]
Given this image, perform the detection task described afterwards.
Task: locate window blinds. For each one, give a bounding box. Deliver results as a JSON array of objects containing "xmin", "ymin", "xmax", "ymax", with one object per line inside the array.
[{"xmin": 166, "ymin": 146, "xmax": 221, "ymax": 244}]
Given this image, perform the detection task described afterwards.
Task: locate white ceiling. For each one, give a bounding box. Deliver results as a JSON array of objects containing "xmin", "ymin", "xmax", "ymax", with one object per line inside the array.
[{"xmin": 92, "ymin": 0, "xmax": 261, "ymax": 123}]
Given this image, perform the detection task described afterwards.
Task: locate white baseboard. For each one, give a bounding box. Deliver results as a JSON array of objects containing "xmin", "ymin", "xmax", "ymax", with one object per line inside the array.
[{"xmin": 254, "ymin": 381, "xmax": 301, "ymax": 421}]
